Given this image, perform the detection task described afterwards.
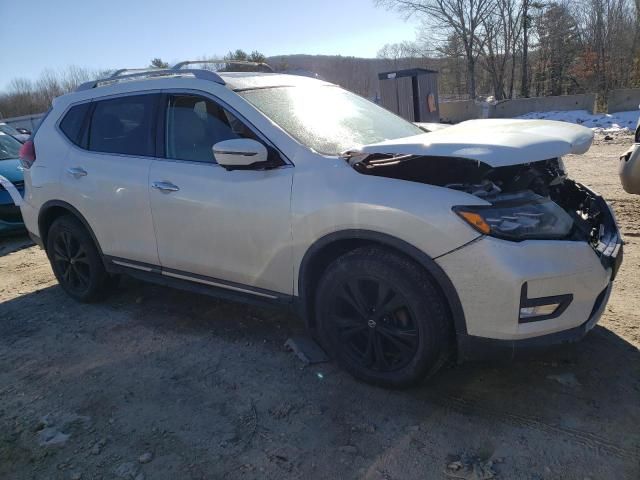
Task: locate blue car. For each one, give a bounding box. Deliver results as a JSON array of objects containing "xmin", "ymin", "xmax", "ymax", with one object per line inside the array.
[{"xmin": 0, "ymin": 133, "xmax": 25, "ymax": 235}]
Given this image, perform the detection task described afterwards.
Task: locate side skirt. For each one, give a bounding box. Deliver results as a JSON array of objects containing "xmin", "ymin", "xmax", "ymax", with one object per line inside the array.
[{"xmin": 104, "ymin": 256, "xmax": 293, "ymax": 309}]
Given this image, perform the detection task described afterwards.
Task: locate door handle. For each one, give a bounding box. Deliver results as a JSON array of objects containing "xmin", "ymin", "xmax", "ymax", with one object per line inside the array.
[
  {"xmin": 66, "ymin": 167, "xmax": 87, "ymax": 178},
  {"xmin": 151, "ymin": 181, "xmax": 180, "ymax": 193}
]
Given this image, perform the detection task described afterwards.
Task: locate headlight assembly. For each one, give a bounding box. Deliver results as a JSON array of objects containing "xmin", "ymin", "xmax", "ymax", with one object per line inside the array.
[{"xmin": 454, "ymin": 192, "xmax": 574, "ymax": 241}]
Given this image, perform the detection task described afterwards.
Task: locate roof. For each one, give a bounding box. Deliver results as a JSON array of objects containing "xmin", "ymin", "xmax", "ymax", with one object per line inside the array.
[
  {"xmin": 218, "ymin": 72, "xmax": 333, "ymax": 91},
  {"xmin": 378, "ymin": 68, "xmax": 438, "ymax": 80}
]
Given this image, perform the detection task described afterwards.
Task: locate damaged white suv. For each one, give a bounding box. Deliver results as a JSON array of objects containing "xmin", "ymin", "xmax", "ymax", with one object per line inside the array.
[{"xmin": 18, "ymin": 64, "xmax": 623, "ymax": 387}]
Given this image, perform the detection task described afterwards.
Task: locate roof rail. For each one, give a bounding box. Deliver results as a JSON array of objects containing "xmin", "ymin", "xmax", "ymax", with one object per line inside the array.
[
  {"xmin": 74, "ymin": 68, "xmax": 226, "ymax": 92},
  {"xmin": 172, "ymin": 59, "xmax": 274, "ymax": 72},
  {"xmin": 109, "ymin": 68, "xmax": 160, "ymax": 78}
]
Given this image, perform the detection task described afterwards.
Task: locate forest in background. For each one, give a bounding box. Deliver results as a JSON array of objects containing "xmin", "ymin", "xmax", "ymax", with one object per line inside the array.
[{"xmin": 1, "ymin": 0, "xmax": 638, "ymax": 118}]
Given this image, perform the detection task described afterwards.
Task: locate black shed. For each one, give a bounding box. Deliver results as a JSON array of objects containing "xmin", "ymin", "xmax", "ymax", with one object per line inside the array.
[{"xmin": 378, "ymin": 68, "xmax": 439, "ymax": 122}]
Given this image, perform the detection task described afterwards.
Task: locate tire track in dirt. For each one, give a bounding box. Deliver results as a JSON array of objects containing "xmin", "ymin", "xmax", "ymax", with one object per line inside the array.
[{"xmin": 423, "ymin": 392, "xmax": 640, "ymax": 461}]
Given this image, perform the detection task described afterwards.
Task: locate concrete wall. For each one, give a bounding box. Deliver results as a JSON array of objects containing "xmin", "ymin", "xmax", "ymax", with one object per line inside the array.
[
  {"xmin": 607, "ymin": 89, "xmax": 640, "ymax": 113},
  {"xmin": 439, "ymin": 100, "xmax": 486, "ymax": 123},
  {"xmin": 0, "ymin": 113, "xmax": 45, "ymax": 132},
  {"xmin": 491, "ymin": 94, "xmax": 596, "ymax": 118},
  {"xmin": 439, "ymin": 93, "xmax": 596, "ymax": 123}
]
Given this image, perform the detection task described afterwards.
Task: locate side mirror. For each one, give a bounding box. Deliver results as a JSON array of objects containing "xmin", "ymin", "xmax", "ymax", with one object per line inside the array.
[{"xmin": 212, "ymin": 138, "xmax": 268, "ymax": 169}]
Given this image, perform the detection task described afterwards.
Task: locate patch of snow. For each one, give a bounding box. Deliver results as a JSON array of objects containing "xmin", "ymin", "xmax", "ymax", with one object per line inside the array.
[{"xmin": 517, "ymin": 109, "xmax": 639, "ymax": 133}]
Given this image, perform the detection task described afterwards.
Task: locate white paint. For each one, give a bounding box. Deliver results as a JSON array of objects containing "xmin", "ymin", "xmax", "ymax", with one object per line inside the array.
[{"xmin": 350, "ymin": 119, "xmax": 595, "ymax": 167}]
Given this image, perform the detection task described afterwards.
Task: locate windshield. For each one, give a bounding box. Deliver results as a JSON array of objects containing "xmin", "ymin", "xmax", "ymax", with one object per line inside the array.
[
  {"xmin": 239, "ymin": 85, "xmax": 424, "ymax": 155},
  {"xmin": 0, "ymin": 133, "xmax": 22, "ymax": 160}
]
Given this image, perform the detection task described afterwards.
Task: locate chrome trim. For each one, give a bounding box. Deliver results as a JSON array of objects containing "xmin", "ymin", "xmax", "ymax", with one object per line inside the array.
[
  {"xmin": 151, "ymin": 181, "xmax": 180, "ymax": 192},
  {"xmin": 66, "ymin": 167, "xmax": 88, "ymax": 178},
  {"xmin": 161, "ymin": 270, "xmax": 278, "ymax": 299},
  {"xmin": 213, "ymin": 150, "xmax": 257, "ymax": 156},
  {"xmin": 112, "ymin": 260, "xmax": 153, "ymax": 272}
]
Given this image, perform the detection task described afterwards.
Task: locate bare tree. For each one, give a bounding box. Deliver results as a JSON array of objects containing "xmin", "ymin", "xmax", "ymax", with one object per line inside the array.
[
  {"xmin": 377, "ymin": 0, "xmax": 496, "ymax": 98},
  {"xmin": 377, "ymin": 41, "xmax": 421, "ymax": 67},
  {"xmin": 532, "ymin": 2, "xmax": 581, "ymax": 96},
  {"xmin": 481, "ymin": 0, "xmax": 523, "ymax": 99},
  {"xmin": 574, "ymin": 0, "xmax": 637, "ymax": 95}
]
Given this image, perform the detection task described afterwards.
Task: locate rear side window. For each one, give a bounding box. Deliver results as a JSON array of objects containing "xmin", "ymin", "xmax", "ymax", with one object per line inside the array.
[
  {"xmin": 88, "ymin": 94, "xmax": 157, "ymax": 157},
  {"xmin": 60, "ymin": 103, "xmax": 91, "ymax": 147}
]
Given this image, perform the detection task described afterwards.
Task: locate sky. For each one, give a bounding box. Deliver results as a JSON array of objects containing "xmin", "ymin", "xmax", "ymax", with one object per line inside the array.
[{"xmin": 0, "ymin": 0, "xmax": 418, "ymax": 91}]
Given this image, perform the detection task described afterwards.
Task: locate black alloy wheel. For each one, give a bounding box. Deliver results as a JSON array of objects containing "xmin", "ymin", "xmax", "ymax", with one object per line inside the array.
[
  {"xmin": 51, "ymin": 229, "xmax": 91, "ymax": 295},
  {"xmin": 331, "ymin": 276, "xmax": 418, "ymax": 372},
  {"xmin": 46, "ymin": 215, "xmax": 112, "ymax": 302},
  {"xmin": 315, "ymin": 246, "xmax": 452, "ymax": 388}
]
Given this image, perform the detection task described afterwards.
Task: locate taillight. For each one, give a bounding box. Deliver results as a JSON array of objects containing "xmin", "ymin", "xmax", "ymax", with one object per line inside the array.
[{"xmin": 19, "ymin": 140, "xmax": 36, "ymax": 168}]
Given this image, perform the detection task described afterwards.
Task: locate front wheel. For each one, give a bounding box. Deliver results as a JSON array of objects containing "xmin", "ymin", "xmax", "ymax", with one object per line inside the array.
[
  {"xmin": 315, "ymin": 246, "xmax": 452, "ymax": 388},
  {"xmin": 46, "ymin": 215, "xmax": 111, "ymax": 303}
]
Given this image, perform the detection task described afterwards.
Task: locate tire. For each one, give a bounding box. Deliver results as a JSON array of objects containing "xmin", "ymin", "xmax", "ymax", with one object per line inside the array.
[
  {"xmin": 315, "ymin": 246, "xmax": 452, "ymax": 388},
  {"xmin": 46, "ymin": 215, "xmax": 111, "ymax": 303}
]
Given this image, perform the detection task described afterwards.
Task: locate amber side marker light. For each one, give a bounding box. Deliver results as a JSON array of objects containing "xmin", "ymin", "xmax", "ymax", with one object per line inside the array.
[{"xmin": 455, "ymin": 210, "xmax": 491, "ymax": 235}]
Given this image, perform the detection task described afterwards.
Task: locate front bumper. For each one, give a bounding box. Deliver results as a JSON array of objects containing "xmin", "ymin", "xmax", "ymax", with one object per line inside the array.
[
  {"xmin": 457, "ymin": 283, "xmax": 612, "ymax": 361},
  {"xmin": 437, "ymin": 187, "xmax": 622, "ymax": 361}
]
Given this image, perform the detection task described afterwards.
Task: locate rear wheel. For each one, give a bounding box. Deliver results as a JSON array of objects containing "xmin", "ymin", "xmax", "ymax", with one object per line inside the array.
[
  {"xmin": 315, "ymin": 246, "xmax": 452, "ymax": 388},
  {"xmin": 46, "ymin": 215, "xmax": 112, "ymax": 302}
]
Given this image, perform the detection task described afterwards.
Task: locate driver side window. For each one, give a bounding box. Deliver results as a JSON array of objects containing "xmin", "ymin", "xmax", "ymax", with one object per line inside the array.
[{"xmin": 165, "ymin": 94, "xmax": 256, "ymax": 163}]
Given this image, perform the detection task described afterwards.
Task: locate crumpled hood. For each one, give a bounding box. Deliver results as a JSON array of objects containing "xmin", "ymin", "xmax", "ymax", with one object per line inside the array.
[{"xmin": 347, "ymin": 119, "xmax": 594, "ymax": 167}]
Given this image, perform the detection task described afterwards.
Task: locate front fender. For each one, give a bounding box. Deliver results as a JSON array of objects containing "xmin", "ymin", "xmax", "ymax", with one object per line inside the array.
[{"xmin": 291, "ymin": 159, "xmax": 482, "ymax": 272}]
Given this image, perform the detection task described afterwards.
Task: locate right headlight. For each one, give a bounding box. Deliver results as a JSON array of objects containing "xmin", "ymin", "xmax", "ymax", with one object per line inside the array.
[{"xmin": 453, "ymin": 192, "xmax": 574, "ymax": 241}]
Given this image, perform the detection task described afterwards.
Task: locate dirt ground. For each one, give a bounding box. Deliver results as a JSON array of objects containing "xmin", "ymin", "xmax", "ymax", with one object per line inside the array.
[{"xmin": 1, "ymin": 135, "xmax": 638, "ymax": 480}]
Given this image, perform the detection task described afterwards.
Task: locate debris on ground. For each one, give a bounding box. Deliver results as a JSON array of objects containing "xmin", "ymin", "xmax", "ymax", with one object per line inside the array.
[
  {"xmin": 269, "ymin": 402, "xmax": 295, "ymax": 419},
  {"xmin": 113, "ymin": 461, "xmax": 140, "ymax": 479},
  {"xmin": 284, "ymin": 336, "xmax": 329, "ymax": 365},
  {"xmin": 35, "ymin": 413, "xmax": 91, "ymax": 447},
  {"xmin": 547, "ymin": 372, "xmax": 581, "ymax": 388},
  {"xmin": 338, "ymin": 445, "xmax": 358, "ymax": 454},
  {"xmin": 138, "ymin": 451, "xmax": 153, "ymax": 464},
  {"xmin": 445, "ymin": 453, "xmax": 498, "ymax": 480},
  {"xmin": 37, "ymin": 427, "xmax": 70, "ymax": 447},
  {"xmin": 90, "ymin": 437, "xmax": 107, "ymax": 455}
]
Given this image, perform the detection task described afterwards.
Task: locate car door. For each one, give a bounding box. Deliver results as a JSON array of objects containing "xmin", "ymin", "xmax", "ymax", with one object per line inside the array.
[
  {"xmin": 60, "ymin": 93, "xmax": 160, "ymax": 266},
  {"xmin": 148, "ymin": 92, "xmax": 293, "ymax": 296}
]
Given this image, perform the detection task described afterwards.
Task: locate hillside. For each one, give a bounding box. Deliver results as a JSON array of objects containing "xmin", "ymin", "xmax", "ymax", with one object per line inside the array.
[{"xmin": 267, "ymin": 54, "xmax": 440, "ymax": 99}]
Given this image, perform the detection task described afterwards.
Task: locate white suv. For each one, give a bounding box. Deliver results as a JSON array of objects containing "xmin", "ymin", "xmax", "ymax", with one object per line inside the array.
[{"xmin": 18, "ymin": 63, "xmax": 622, "ymax": 387}]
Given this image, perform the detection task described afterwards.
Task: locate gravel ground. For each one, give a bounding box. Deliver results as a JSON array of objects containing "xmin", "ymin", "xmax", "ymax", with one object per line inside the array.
[{"xmin": 1, "ymin": 136, "xmax": 639, "ymax": 480}]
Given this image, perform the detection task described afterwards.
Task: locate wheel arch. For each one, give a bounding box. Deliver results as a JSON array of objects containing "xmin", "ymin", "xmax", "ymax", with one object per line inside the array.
[
  {"xmin": 38, "ymin": 200, "xmax": 104, "ymax": 257},
  {"xmin": 297, "ymin": 229, "xmax": 467, "ymax": 337}
]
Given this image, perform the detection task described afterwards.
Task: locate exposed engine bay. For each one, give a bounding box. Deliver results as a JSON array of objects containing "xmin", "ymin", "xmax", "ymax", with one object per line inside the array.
[{"xmin": 348, "ymin": 154, "xmax": 621, "ymax": 266}]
